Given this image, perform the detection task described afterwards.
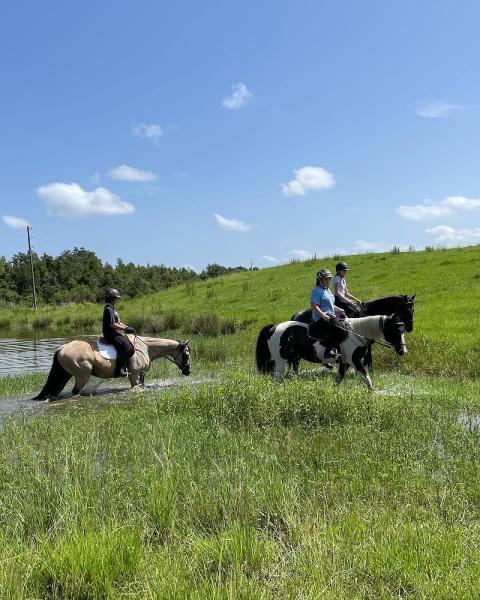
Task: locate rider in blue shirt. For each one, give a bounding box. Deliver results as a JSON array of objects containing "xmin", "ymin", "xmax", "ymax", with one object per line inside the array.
[{"xmin": 309, "ymin": 269, "xmax": 346, "ymax": 358}]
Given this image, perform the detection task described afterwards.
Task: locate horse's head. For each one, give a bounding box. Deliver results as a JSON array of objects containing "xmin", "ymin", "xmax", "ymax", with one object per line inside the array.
[
  {"xmin": 398, "ymin": 294, "xmax": 415, "ymax": 332},
  {"xmin": 174, "ymin": 340, "xmax": 191, "ymax": 376},
  {"xmin": 383, "ymin": 316, "xmax": 407, "ymax": 355}
]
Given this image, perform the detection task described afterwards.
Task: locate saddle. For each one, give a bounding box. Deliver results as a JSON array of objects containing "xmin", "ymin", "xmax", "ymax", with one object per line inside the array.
[{"xmin": 97, "ymin": 336, "xmax": 135, "ymax": 360}]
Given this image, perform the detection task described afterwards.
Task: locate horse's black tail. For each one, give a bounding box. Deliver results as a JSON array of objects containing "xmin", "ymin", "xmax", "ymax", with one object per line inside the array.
[
  {"xmin": 32, "ymin": 351, "xmax": 71, "ymax": 400},
  {"xmin": 256, "ymin": 324, "xmax": 275, "ymax": 374}
]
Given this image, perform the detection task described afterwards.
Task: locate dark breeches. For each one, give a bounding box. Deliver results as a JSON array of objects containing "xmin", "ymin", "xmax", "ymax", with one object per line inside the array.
[
  {"xmin": 334, "ymin": 296, "xmax": 363, "ymax": 317},
  {"xmin": 309, "ymin": 317, "xmax": 345, "ymax": 346},
  {"xmin": 106, "ymin": 334, "xmax": 134, "ymax": 364}
]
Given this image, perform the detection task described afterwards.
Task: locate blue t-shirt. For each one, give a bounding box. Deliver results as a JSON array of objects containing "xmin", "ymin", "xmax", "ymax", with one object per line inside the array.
[{"xmin": 310, "ymin": 285, "xmax": 335, "ymax": 321}]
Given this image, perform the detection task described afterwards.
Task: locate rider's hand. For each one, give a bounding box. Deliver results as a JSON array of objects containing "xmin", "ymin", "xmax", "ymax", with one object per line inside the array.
[{"xmin": 124, "ymin": 326, "xmax": 136, "ymax": 334}]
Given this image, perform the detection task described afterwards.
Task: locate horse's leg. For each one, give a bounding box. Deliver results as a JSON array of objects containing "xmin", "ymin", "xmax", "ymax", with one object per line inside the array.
[
  {"xmin": 128, "ymin": 370, "xmax": 142, "ymax": 388},
  {"xmin": 273, "ymin": 358, "xmax": 287, "ymax": 378},
  {"xmin": 351, "ymin": 347, "xmax": 374, "ymax": 390},
  {"xmin": 336, "ymin": 359, "xmax": 349, "ymax": 384},
  {"xmin": 72, "ymin": 367, "xmax": 93, "ymax": 396}
]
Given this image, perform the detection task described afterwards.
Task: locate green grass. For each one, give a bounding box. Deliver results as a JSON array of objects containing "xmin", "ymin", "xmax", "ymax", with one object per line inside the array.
[
  {"xmin": 0, "ymin": 374, "xmax": 480, "ymax": 598},
  {"xmin": 0, "ymin": 246, "xmax": 479, "ymax": 597}
]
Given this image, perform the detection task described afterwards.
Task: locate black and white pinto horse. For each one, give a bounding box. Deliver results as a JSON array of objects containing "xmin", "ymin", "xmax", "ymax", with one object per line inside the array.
[
  {"xmin": 256, "ymin": 315, "xmax": 407, "ymax": 390},
  {"xmin": 292, "ymin": 295, "xmax": 415, "ymax": 332}
]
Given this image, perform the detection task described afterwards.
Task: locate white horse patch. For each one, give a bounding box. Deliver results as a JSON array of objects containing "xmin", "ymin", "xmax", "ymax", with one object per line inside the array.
[{"xmin": 97, "ymin": 340, "xmax": 118, "ymax": 360}]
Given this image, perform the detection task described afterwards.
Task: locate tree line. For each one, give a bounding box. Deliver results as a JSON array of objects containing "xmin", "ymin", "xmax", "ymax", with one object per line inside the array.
[{"xmin": 0, "ymin": 247, "xmax": 254, "ymax": 305}]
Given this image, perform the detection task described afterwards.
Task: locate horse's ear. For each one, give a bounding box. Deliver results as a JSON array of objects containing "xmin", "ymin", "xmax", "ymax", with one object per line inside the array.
[
  {"xmin": 183, "ymin": 340, "xmax": 190, "ymax": 346},
  {"xmin": 411, "ymin": 294, "xmax": 416, "ymax": 301}
]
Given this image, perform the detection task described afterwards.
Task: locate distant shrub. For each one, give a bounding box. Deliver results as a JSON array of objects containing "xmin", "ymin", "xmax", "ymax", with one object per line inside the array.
[
  {"xmin": 183, "ymin": 313, "xmax": 221, "ymax": 336},
  {"xmin": 390, "ymin": 246, "xmax": 401, "ymax": 254},
  {"xmin": 32, "ymin": 317, "xmax": 53, "ymax": 328},
  {"xmin": 162, "ymin": 311, "xmax": 182, "ymax": 330},
  {"xmin": 425, "ymin": 246, "xmax": 435, "ymax": 252},
  {"xmin": 0, "ymin": 318, "xmax": 11, "ymax": 328},
  {"xmin": 332, "ymin": 253, "xmax": 342, "ymax": 261},
  {"xmin": 193, "ymin": 338, "xmax": 228, "ymax": 362},
  {"xmin": 72, "ymin": 316, "xmax": 96, "ymax": 330},
  {"xmin": 220, "ymin": 317, "xmax": 237, "ymax": 335}
]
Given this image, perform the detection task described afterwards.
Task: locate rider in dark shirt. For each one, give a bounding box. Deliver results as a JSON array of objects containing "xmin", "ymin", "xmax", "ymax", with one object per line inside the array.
[{"xmin": 102, "ymin": 288, "xmax": 136, "ymax": 377}]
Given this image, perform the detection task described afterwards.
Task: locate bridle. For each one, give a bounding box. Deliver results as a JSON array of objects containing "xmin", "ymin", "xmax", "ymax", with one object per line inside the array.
[{"xmin": 134, "ymin": 335, "xmax": 189, "ymax": 367}]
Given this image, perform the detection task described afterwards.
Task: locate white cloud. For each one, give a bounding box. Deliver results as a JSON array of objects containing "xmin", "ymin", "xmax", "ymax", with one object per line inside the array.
[
  {"xmin": 263, "ymin": 255, "xmax": 280, "ymax": 264},
  {"xmin": 291, "ymin": 249, "xmax": 312, "ymax": 260},
  {"xmin": 36, "ymin": 183, "xmax": 135, "ymax": 218},
  {"xmin": 222, "ymin": 83, "xmax": 253, "ymax": 110},
  {"xmin": 396, "ymin": 195, "xmax": 480, "ymax": 221},
  {"xmin": 107, "ymin": 164, "xmax": 158, "ymax": 182},
  {"xmin": 425, "ymin": 224, "xmax": 480, "ymax": 244},
  {"xmin": 3, "ymin": 215, "xmax": 30, "ymax": 229},
  {"xmin": 353, "ymin": 240, "xmax": 390, "ymax": 252},
  {"xmin": 133, "ymin": 122, "xmax": 163, "ymax": 142},
  {"xmin": 415, "ymin": 99, "xmax": 463, "ymax": 119},
  {"xmin": 214, "ymin": 213, "xmax": 251, "ymax": 232},
  {"xmin": 281, "ymin": 166, "xmax": 335, "ymax": 197}
]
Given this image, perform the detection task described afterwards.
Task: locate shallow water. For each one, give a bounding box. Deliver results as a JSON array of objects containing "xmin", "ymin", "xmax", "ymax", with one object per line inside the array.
[
  {"xmin": 0, "ymin": 375, "xmax": 216, "ymax": 427},
  {"xmin": 0, "ymin": 331, "xmax": 95, "ymax": 375}
]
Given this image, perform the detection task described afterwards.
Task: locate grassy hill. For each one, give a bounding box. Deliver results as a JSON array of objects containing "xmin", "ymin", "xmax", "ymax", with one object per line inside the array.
[{"xmin": 4, "ymin": 244, "xmax": 479, "ymax": 377}]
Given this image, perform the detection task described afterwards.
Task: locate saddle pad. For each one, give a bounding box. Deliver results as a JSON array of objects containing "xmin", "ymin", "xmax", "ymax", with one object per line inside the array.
[{"xmin": 97, "ymin": 340, "xmax": 118, "ymax": 360}]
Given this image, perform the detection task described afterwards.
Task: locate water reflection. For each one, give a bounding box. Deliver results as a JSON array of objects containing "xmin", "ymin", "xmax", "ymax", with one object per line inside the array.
[{"xmin": 0, "ymin": 330, "xmax": 95, "ymax": 375}]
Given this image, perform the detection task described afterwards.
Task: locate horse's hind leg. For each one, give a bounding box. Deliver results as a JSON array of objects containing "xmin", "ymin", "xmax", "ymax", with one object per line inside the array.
[
  {"xmin": 72, "ymin": 365, "xmax": 93, "ymax": 396},
  {"xmin": 273, "ymin": 358, "xmax": 288, "ymax": 378}
]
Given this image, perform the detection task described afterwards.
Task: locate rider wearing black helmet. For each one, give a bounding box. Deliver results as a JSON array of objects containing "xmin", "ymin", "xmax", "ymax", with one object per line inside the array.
[
  {"xmin": 309, "ymin": 269, "xmax": 346, "ymax": 358},
  {"xmin": 102, "ymin": 288, "xmax": 136, "ymax": 377},
  {"xmin": 332, "ymin": 262, "xmax": 362, "ymax": 317}
]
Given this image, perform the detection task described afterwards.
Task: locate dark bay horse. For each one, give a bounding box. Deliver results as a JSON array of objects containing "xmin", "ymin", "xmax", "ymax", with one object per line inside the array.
[
  {"xmin": 256, "ymin": 315, "xmax": 407, "ymax": 390},
  {"xmin": 33, "ymin": 335, "xmax": 191, "ymax": 400},
  {"xmin": 291, "ymin": 295, "xmax": 415, "ymax": 332}
]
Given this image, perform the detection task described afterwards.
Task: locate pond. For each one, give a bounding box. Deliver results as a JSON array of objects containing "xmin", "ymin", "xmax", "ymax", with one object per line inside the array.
[{"xmin": 0, "ymin": 331, "xmax": 95, "ymax": 375}]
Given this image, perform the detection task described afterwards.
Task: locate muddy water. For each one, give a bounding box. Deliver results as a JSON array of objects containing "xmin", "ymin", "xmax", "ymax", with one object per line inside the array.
[{"xmin": 0, "ymin": 331, "xmax": 97, "ymax": 375}]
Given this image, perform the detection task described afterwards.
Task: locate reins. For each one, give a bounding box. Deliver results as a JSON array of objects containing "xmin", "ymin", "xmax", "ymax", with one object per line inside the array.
[
  {"xmin": 328, "ymin": 318, "xmax": 393, "ymax": 349},
  {"xmin": 133, "ymin": 335, "xmax": 185, "ymax": 364}
]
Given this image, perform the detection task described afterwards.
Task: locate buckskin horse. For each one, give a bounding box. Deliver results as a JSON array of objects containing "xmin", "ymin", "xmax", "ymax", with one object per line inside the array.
[
  {"xmin": 291, "ymin": 294, "xmax": 415, "ymax": 332},
  {"xmin": 256, "ymin": 315, "xmax": 407, "ymax": 390},
  {"xmin": 32, "ymin": 335, "xmax": 191, "ymax": 400}
]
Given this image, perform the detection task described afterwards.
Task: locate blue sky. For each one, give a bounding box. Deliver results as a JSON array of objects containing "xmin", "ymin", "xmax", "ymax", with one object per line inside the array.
[{"xmin": 1, "ymin": 0, "xmax": 480, "ymax": 270}]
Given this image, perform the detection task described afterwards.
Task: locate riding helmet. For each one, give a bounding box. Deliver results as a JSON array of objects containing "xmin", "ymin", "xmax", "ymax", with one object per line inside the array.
[
  {"xmin": 316, "ymin": 269, "xmax": 333, "ymax": 283},
  {"xmin": 105, "ymin": 288, "xmax": 121, "ymax": 302},
  {"xmin": 336, "ymin": 261, "xmax": 349, "ymax": 272}
]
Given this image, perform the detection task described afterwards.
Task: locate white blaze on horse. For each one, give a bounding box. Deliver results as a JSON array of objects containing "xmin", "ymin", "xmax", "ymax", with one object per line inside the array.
[
  {"xmin": 256, "ymin": 315, "xmax": 407, "ymax": 390},
  {"xmin": 32, "ymin": 335, "xmax": 191, "ymax": 401}
]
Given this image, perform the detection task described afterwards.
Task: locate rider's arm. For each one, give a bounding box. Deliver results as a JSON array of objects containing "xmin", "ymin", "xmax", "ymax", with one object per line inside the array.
[
  {"xmin": 311, "ymin": 302, "xmax": 331, "ymax": 321},
  {"xmin": 110, "ymin": 321, "xmax": 128, "ymax": 331},
  {"xmin": 344, "ymin": 287, "xmax": 360, "ymax": 303},
  {"xmin": 334, "ymin": 280, "xmax": 348, "ymax": 302}
]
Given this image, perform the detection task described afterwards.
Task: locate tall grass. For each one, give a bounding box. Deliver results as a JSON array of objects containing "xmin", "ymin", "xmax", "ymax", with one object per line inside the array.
[{"xmin": 0, "ymin": 374, "xmax": 480, "ymax": 597}]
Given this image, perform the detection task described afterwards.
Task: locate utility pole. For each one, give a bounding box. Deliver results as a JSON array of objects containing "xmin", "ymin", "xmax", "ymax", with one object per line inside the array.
[{"xmin": 26, "ymin": 226, "xmax": 37, "ymax": 310}]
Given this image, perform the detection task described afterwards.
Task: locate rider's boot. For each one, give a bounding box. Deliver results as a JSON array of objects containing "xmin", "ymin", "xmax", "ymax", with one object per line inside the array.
[
  {"xmin": 114, "ymin": 360, "xmax": 128, "ymax": 377},
  {"xmin": 323, "ymin": 347, "xmax": 336, "ymax": 359}
]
